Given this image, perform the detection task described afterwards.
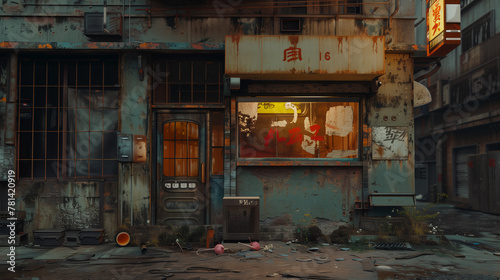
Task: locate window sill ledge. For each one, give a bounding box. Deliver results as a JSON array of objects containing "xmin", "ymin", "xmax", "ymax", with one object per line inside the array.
[{"xmin": 236, "ymin": 159, "xmax": 362, "ymax": 167}]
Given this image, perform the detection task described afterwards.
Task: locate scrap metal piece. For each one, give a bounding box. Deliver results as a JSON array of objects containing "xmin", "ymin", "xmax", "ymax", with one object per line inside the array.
[{"xmin": 374, "ymin": 242, "xmax": 413, "ymax": 250}]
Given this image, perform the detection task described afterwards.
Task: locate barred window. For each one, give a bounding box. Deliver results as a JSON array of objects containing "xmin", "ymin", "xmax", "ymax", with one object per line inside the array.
[
  {"xmin": 152, "ymin": 59, "xmax": 224, "ymax": 105},
  {"xmin": 17, "ymin": 58, "xmax": 119, "ymax": 179}
]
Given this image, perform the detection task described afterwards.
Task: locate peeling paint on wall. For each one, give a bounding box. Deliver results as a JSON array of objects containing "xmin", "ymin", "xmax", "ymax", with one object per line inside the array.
[
  {"xmin": 271, "ymin": 120, "xmax": 287, "ymax": 127},
  {"xmin": 326, "ymin": 149, "xmax": 358, "ymax": 158},
  {"xmin": 238, "ymin": 102, "xmax": 258, "ymax": 136},
  {"xmin": 325, "ymin": 106, "xmax": 353, "ymax": 137},
  {"xmin": 301, "ymin": 135, "xmax": 316, "ymax": 155}
]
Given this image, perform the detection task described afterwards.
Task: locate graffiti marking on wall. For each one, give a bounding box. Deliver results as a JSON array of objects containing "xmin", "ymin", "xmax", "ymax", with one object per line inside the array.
[{"xmin": 372, "ymin": 126, "xmax": 409, "ymax": 160}]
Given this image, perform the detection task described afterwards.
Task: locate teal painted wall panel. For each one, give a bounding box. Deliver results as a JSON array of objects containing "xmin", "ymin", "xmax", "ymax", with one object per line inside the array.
[
  {"xmin": 236, "ymin": 166, "xmax": 362, "ymax": 224},
  {"xmin": 369, "ymin": 160, "xmax": 415, "ymax": 194},
  {"xmin": 119, "ymin": 53, "xmax": 150, "ymax": 226},
  {"xmin": 210, "ymin": 178, "xmax": 224, "ymax": 224}
]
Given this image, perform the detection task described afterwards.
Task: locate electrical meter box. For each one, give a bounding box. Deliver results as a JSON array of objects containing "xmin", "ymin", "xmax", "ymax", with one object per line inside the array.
[
  {"xmin": 117, "ymin": 134, "xmax": 133, "ymax": 162},
  {"xmin": 223, "ymin": 196, "xmax": 260, "ymax": 241},
  {"xmin": 117, "ymin": 134, "xmax": 147, "ymax": 163}
]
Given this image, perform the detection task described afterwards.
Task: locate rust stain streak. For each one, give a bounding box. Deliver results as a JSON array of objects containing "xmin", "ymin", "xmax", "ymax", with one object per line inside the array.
[
  {"xmin": 372, "ymin": 37, "xmax": 378, "ymax": 54},
  {"xmin": 288, "ymin": 35, "xmax": 299, "ymax": 46},
  {"xmin": 38, "ymin": 44, "xmax": 53, "ymax": 49}
]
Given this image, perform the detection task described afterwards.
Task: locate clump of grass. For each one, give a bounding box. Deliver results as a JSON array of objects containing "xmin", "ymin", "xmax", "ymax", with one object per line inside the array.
[{"xmin": 329, "ymin": 225, "xmax": 356, "ymax": 244}]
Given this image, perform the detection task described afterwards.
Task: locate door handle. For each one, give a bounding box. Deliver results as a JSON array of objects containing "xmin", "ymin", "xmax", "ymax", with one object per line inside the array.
[{"xmin": 201, "ymin": 162, "xmax": 206, "ymax": 184}]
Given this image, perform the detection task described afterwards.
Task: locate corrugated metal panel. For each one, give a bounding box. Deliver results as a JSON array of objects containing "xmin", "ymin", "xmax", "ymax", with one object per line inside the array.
[
  {"xmin": 467, "ymin": 154, "xmax": 487, "ymax": 211},
  {"xmin": 455, "ymin": 146, "xmax": 477, "ymax": 198},
  {"xmin": 225, "ymin": 35, "xmax": 384, "ymax": 81}
]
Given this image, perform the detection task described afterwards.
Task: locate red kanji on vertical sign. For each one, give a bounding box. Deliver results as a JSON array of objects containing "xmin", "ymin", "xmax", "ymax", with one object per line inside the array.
[
  {"xmin": 283, "ymin": 47, "xmax": 302, "ymax": 62},
  {"xmin": 489, "ymin": 158, "xmax": 496, "ymax": 167},
  {"xmin": 432, "ymin": 2, "xmax": 442, "ymax": 36}
]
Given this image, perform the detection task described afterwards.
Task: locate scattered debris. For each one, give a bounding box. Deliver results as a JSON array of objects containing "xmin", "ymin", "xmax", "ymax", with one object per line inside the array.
[
  {"xmin": 196, "ymin": 244, "xmax": 225, "ymax": 255},
  {"xmin": 321, "ymin": 243, "xmax": 330, "ymax": 246},
  {"xmin": 280, "ymin": 273, "xmax": 338, "ymax": 279},
  {"xmin": 352, "ymin": 258, "xmax": 363, "ymax": 261},
  {"xmin": 176, "ymin": 239, "xmax": 183, "ymax": 252},
  {"xmin": 374, "ymin": 242, "xmax": 413, "ymax": 250},
  {"xmin": 263, "ymin": 244, "xmax": 274, "ymax": 252},
  {"xmin": 395, "ymin": 252, "xmax": 434, "ymax": 260},
  {"xmin": 237, "ymin": 250, "xmax": 265, "ymax": 259},
  {"xmin": 67, "ymin": 253, "xmax": 95, "ymax": 261},
  {"xmin": 375, "ymin": 265, "xmax": 395, "ymax": 271},
  {"xmin": 340, "ymin": 248, "xmax": 350, "ymax": 251},
  {"xmin": 22, "ymin": 265, "xmax": 45, "ymax": 271},
  {"xmin": 296, "ymin": 257, "xmax": 313, "ymax": 262},
  {"xmin": 361, "ymin": 259, "xmax": 375, "ymax": 272},
  {"xmin": 267, "ymin": 272, "xmax": 280, "ymax": 277},
  {"xmin": 335, "ymin": 258, "xmax": 345, "ymax": 261},
  {"xmin": 238, "ymin": 241, "xmax": 261, "ymax": 251},
  {"xmin": 314, "ymin": 256, "xmax": 331, "ymax": 264},
  {"xmin": 308, "ymin": 247, "xmax": 319, "ymax": 252}
]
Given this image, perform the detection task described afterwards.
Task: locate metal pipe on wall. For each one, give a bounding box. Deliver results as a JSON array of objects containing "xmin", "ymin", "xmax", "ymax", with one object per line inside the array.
[
  {"xmin": 4, "ymin": 53, "xmax": 18, "ymax": 145},
  {"xmin": 389, "ymin": 0, "xmax": 399, "ymax": 29}
]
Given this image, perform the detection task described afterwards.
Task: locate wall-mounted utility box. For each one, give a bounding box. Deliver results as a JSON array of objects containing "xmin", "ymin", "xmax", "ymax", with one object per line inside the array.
[
  {"xmin": 117, "ymin": 134, "xmax": 133, "ymax": 162},
  {"xmin": 117, "ymin": 134, "xmax": 147, "ymax": 163},
  {"xmin": 223, "ymin": 197, "xmax": 260, "ymax": 241},
  {"xmin": 133, "ymin": 135, "xmax": 147, "ymax": 163}
]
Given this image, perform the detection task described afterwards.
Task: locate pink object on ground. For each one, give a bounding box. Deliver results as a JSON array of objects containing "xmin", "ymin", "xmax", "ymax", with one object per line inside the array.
[
  {"xmin": 250, "ymin": 241, "xmax": 260, "ymax": 251},
  {"xmin": 214, "ymin": 244, "xmax": 225, "ymax": 255}
]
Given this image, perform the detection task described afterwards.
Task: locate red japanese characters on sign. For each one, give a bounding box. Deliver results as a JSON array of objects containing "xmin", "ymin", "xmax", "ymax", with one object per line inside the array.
[
  {"xmin": 426, "ymin": 0, "xmax": 461, "ymax": 57},
  {"xmin": 283, "ymin": 47, "xmax": 302, "ymax": 62},
  {"xmin": 431, "ymin": 1, "xmax": 442, "ymax": 36}
]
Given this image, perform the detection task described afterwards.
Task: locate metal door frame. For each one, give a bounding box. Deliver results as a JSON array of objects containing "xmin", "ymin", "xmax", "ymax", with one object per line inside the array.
[{"xmin": 152, "ymin": 109, "xmax": 210, "ymax": 225}]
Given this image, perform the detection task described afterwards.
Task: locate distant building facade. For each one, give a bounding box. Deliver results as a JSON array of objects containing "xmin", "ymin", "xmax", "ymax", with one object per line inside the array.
[{"xmin": 414, "ymin": 0, "xmax": 500, "ymax": 212}]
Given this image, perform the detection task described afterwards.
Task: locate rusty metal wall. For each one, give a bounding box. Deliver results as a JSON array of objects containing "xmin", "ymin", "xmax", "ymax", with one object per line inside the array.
[
  {"xmin": 237, "ymin": 166, "xmax": 362, "ymax": 227},
  {"xmin": 16, "ymin": 180, "xmax": 118, "ymax": 240},
  {"xmin": 366, "ymin": 53, "xmax": 415, "ymax": 196}
]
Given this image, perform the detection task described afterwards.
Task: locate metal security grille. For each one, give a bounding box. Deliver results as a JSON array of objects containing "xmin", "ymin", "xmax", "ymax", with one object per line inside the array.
[
  {"xmin": 17, "ymin": 58, "xmax": 119, "ymax": 179},
  {"xmin": 152, "ymin": 59, "xmax": 224, "ymax": 105},
  {"xmin": 454, "ymin": 145, "xmax": 478, "ymax": 198}
]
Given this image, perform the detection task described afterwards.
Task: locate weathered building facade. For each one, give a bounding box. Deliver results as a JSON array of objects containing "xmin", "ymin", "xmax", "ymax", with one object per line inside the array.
[
  {"xmin": 414, "ymin": 0, "xmax": 500, "ymax": 213},
  {"xmin": 0, "ymin": 0, "xmax": 418, "ymax": 240}
]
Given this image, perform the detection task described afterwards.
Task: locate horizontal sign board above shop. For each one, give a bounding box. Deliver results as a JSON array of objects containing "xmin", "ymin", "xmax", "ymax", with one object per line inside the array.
[{"xmin": 225, "ymin": 35, "xmax": 385, "ymax": 81}]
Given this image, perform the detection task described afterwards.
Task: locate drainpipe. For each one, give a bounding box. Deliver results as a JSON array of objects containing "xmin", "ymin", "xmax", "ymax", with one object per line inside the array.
[
  {"xmin": 415, "ymin": 0, "xmax": 426, "ymax": 27},
  {"xmin": 415, "ymin": 61, "xmax": 441, "ymax": 82},
  {"xmin": 5, "ymin": 53, "xmax": 17, "ymax": 145},
  {"xmin": 388, "ymin": 0, "xmax": 399, "ymax": 29}
]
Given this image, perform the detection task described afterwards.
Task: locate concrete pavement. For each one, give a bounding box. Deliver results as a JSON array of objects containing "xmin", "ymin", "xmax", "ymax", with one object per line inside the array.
[{"xmin": 1, "ymin": 202, "xmax": 500, "ymax": 280}]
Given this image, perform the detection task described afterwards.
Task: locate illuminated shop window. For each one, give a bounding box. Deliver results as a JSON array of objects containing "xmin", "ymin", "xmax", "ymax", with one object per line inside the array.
[{"xmin": 238, "ymin": 100, "xmax": 359, "ymax": 159}]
